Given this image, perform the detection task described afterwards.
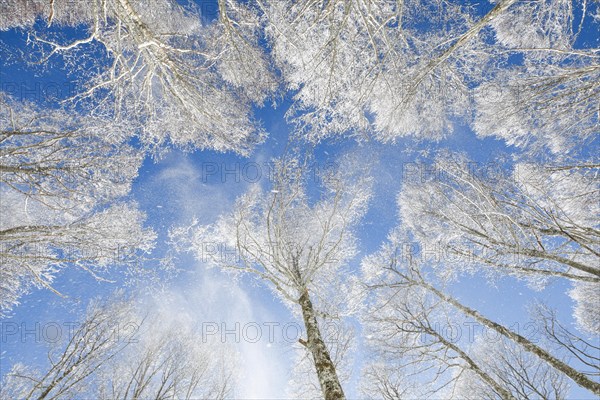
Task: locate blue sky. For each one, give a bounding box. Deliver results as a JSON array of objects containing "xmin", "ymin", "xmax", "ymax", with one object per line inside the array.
[{"xmin": 1, "ymin": 1, "xmax": 598, "ymax": 398}]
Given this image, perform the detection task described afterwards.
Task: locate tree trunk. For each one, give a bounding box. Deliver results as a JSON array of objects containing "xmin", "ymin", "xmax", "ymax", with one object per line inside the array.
[
  {"xmin": 426, "ymin": 328, "xmax": 515, "ymax": 400},
  {"xmin": 298, "ymin": 289, "xmax": 345, "ymax": 400},
  {"xmin": 419, "ymin": 279, "xmax": 600, "ymax": 395}
]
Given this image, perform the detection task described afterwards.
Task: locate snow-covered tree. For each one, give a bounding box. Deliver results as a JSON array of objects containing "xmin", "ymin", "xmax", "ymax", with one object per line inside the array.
[
  {"xmin": 0, "ymin": 94, "xmax": 155, "ymax": 316},
  {"xmin": 360, "ymin": 361, "xmax": 414, "ymax": 400},
  {"xmin": 397, "ymin": 153, "xmax": 600, "ymax": 360},
  {"xmin": 1, "ymin": 0, "xmax": 276, "ymax": 154},
  {"xmin": 360, "ymin": 237, "xmax": 516, "ymax": 399},
  {"xmin": 473, "ymin": 57, "xmax": 600, "ymax": 156},
  {"xmin": 287, "ymin": 321, "xmax": 356, "ymax": 399},
  {"xmin": 95, "ymin": 331, "xmax": 234, "ymax": 400},
  {"xmin": 0, "ymin": 294, "xmax": 235, "ymax": 399},
  {"xmin": 361, "ymin": 231, "xmax": 600, "ymax": 395},
  {"xmin": 4, "ymin": 0, "xmax": 594, "ymax": 150},
  {"xmin": 263, "ymin": 0, "xmax": 479, "ymax": 141},
  {"xmin": 1, "ymin": 0, "xmax": 597, "ymax": 396},
  {"xmin": 361, "ymin": 304, "xmax": 570, "ymax": 400},
  {"xmin": 398, "ymin": 153, "xmax": 600, "ymax": 285},
  {"xmin": 171, "ymin": 154, "xmax": 372, "ymax": 399},
  {"xmin": 473, "ymin": 0, "xmax": 599, "ymax": 156},
  {"xmin": 0, "ymin": 296, "xmax": 137, "ymax": 400},
  {"xmin": 533, "ymin": 303, "xmax": 600, "ymax": 376},
  {"xmin": 262, "ymin": 0, "xmax": 597, "ymax": 146},
  {"xmin": 0, "ymin": 94, "xmax": 141, "ymax": 209},
  {"xmin": 453, "ymin": 337, "xmax": 570, "ymax": 400},
  {"xmin": 568, "ymin": 281, "xmax": 600, "ymax": 334}
]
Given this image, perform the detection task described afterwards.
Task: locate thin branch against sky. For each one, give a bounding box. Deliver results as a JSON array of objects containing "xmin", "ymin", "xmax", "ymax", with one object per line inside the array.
[{"xmin": 0, "ymin": 0, "xmax": 598, "ymax": 398}]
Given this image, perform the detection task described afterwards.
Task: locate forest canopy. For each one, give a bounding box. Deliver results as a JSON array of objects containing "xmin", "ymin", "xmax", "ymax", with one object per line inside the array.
[{"xmin": 0, "ymin": 0, "xmax": 598, "ymax": 399}]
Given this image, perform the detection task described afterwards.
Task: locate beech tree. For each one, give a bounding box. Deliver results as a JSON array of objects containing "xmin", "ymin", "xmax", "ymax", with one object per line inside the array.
[
  {"xmin": 398, "ymin": 154, "xmax": 600, "ymax": 283},
  {"xmin": 0, "ymin": 296, "xmax": 138, "ymax": 400},
  {"xmin": 359, "ymin": 236, "xmax": 567, "ymax": 399},
  {"xmin": 3, "ymin": 0, "xmax": 594, "ymax": 151},
  {"xmin": 360, "ymin": 282, "xmax": 509, "ymax": 399},
  {"xmin": 473, "ymin": 57, "xmax": 600, "ymax": 157},
  {"xmin": 359, "ymin": 302, "xmax": 570, "ymax": 399},
  {"xmin": 0, "ymin": 294, "xmax": 235, "ymax": 399},
  {"xmin": 1, "ymin": 0, "xmax": 597, "ymax": 396},
  {"xmin": 473, "ymin": 0, "xmax": 599, "ymax": 156},
  {"xmin": 397, "ymin": 153, "xmax": 600, "ymax": 342},
  {"xmin": 1, "ymin": 0, "xmax": 276, "ymax": 154},
  {"xmin": 171, "ymin": 154, "xmax": 371, "ymax": 400},
  {"xmin": 287, "ymin": 322, "xmax": 356, "ymax": 399},
  {"xmin": 261, "ymin": 0, "xmax": 597, "ymax": 146},
  {"xmin": 361, "ymin": 231, "xmax": 600, "ymax": 395},
  {"xmin": 453, "ymin": 337, "xmax": 570, "ymax": 400},
  {"xmin": 360, "ymin": 294, "xmax": 570, "ymax": 399},
  {"xmin": 533, "ymin": 304, "xmax": 600, "ymax": 376},
  {"xmin": 0, "ymin": 94, "xmax": 155, "ymax": 316},
  {"xmin": 262, "ymin": 0, "xmax": 477, "ymax": 141},
  {"xmin": 360, "ymin": 362, "xmax": 412, "ymax": 400}
]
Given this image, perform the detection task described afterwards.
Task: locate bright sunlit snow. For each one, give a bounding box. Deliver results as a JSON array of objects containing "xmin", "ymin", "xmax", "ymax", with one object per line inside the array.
[{"xmin": 0, "ymin": 0, "xmax": 598, "ymax": 399}]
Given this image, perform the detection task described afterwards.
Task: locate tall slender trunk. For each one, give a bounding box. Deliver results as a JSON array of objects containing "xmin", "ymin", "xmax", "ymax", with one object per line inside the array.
[
  {"xmin": 426, "ymin": 328, "xmax": 515, "ymax": 400},
  {"xmin": 298, "ymin": 289, "xmax": 345, "ymax": 400},
  {"xmin": 417, "ymin": 278, "xmax": 600, "ymax": 395}
]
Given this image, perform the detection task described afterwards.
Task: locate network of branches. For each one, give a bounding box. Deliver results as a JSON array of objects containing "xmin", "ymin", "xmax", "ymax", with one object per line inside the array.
[{"xmin": 0, "ymin": 0, "xmax": 598, "ymax": 399}]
